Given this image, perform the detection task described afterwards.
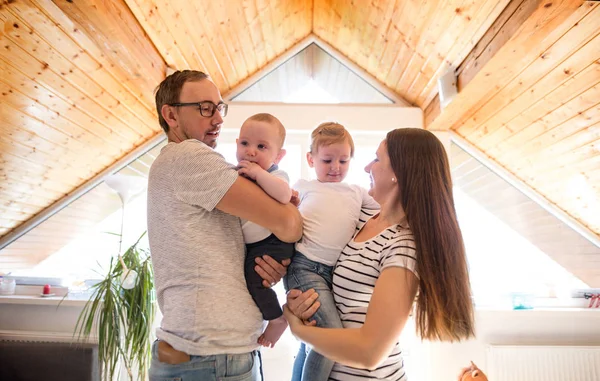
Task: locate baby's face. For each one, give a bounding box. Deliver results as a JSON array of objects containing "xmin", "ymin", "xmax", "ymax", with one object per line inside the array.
[
  {"xmin": 308, "ymin": 142, "xmax": 352, "ymax": 183},
  {"xmin": 236, "ymin": 120, "xmax": 283, "ymax": 170}
]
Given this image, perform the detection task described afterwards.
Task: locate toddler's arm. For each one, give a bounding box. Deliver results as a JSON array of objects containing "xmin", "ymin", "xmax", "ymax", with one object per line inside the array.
[{"xmin": 238, "ymin": 161, "xmax": 292, "ymax": 204}]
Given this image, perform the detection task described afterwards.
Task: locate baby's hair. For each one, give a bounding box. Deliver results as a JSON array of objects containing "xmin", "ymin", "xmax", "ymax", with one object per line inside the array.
[
  {"xmin": 309, "ymin": 122, "xmax": 355, "ymax": 157},
  {"xmin": 244, "ymin": 113, "xmax": 286, "ymax": 148}
]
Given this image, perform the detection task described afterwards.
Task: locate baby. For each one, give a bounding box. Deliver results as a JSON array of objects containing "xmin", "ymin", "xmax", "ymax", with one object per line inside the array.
[{"xmin": 237, "ymin": 113, "xmax": 295, "ymax": 348}]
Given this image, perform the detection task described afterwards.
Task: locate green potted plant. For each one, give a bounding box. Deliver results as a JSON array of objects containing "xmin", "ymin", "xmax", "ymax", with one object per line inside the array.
[{"xmin": 74, "ymin": 232, "xmax": 155, "ymax": 381}]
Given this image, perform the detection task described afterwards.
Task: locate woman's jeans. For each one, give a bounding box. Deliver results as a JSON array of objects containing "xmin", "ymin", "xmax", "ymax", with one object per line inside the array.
[
  {"xmin": 284, "ymin": 252, "xmax": 343, "ymax": 381},
  {"xmin": 149, "ymin": 341, "xmax": 262, "ymax": 381}
]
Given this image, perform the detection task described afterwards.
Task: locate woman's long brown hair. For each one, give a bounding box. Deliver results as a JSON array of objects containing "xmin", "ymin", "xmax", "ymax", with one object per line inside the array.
[{"xmin": 386, "ymin": 128, "xmax": 474, "ymax": 342}]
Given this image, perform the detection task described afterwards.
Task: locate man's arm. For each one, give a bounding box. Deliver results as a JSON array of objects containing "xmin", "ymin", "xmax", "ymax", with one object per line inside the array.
[{"xmin": 216, "ymin": 175, "xmax": 302, "ymax": 243}]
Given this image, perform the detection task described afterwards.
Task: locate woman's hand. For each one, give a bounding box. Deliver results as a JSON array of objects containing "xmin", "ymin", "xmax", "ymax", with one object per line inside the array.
[
  {"xmin": 255, "ymin": 255, "xmax": 290, "ymax": 288},
  {"xmin": 458, "ymin": 361, "xmax": 488, "ymax": 381},
  {"xmin": 286, "ymin": 289, "xmax": 321, "ymax": 323}
]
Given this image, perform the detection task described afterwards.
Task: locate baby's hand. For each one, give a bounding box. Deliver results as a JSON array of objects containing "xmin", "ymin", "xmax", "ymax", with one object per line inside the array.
[{"xmin": 238, "ymin": 160, "xmax": 264, "ymax": 180}]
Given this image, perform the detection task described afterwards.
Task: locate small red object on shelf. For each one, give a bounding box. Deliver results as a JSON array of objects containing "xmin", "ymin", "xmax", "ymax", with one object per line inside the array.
[{"xmin": 43, "ymin": 284, "xmax": 51, "ymax": 295}]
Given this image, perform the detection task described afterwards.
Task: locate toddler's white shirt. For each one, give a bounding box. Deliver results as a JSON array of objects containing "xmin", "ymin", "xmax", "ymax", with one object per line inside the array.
[{"xmin": 294, "ymin": 179, "xmax": 379, "ymax": 266}]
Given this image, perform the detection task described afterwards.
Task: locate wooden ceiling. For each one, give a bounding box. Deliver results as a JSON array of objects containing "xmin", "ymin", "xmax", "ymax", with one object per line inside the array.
[
  {"xmin": 0, "ymin": 0, "xmax": 598, "ymax": 280},
  {"xmin": 428, "ymin": 0, "xmax": 600, "ymax": 236}
]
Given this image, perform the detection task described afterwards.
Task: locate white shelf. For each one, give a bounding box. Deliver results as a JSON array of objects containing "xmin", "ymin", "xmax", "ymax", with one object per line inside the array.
[{"xmin": 0, "ymin": 294, "xmax": 89, "ymax": 307}]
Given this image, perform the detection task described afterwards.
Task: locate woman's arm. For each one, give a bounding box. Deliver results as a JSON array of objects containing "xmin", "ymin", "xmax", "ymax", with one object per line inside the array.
[{"xmin": 284, "ymin": 267, "xmax": 418, "ymax": 370}]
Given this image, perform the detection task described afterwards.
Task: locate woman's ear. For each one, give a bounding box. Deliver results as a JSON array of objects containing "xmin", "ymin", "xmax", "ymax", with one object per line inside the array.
[{"xmin": 306, "ymin": 152, "xmax": 314, "ymax": 168}]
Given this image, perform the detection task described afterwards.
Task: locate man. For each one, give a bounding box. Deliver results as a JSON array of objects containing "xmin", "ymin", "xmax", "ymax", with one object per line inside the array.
[{"xmin": 147, "ymin": 70, "xmax": 302, "ymax": 380}]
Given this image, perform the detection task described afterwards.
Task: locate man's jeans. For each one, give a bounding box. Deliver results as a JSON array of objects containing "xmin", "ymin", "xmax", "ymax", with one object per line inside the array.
[
  {"xmin": 149, "ymin": 341, "xmax": 261, "ymax": 381},
  {"xmin": 284, "ymin": 252, "xmax": 343, "ymax": 381}
]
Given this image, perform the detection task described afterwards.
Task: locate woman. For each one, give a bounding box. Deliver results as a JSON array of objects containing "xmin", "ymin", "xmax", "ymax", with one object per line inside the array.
[{"xmin": 283, "ymin": 128, "xmax": 475, "ymax": 380}]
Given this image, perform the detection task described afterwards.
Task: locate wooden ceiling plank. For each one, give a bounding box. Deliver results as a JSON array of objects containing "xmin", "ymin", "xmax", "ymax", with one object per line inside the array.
[
  {"xmin": 122, "ymin": 0, "xmax": 188, "ymax": 70},
  {"xmin": 51, "ymin": 0, "xmax": 165, "ymax": 104},
  {"xmin": 414, "ymin": 0, "xmax": 513, "ymax": 107},
  {"xmin": 492, "ymin": 86, "xmax": 600, "ymax": 165},
  {"xmin": 516, "ymin": 133, "xmax": 600, "ymax": 180},
  {"xmin": 489, "ymin": 83, "xmax": 600, "ymax": 157},
  {"xmin": 213, "ymin": 1, "xmax": 248, "ymax": 87},
  {"xmin": 524, "ymin": 153, "xmax": 600, "ymax": 191},
  {"xmin": 356, "ymin": 0, "xmax": 388, "ymax": 77},
  {"xmin": 476, "ymin": 60, "xmax": 600, "ymax": 157},
  {"xmin": 0, "ymin": 136, "xmax": 96, "ymax": 179},
  {"xmin": 202, "ymin": 1, "xmax": 241, "ymax": 87},
  {"xmin": 428, "ymin": 0, "xmax": 591, "ymax": 132},
  {"xmin": 0, "ymin": 16, "xmax": 153, "ymax": 142},
  {"xmin": 505, "ymin": 117, "xmax": 600, "ymax": 176},
  {"xmin": 0, "ymin": 128, "xmax": 97, "ymax": 180},
  {"xmin": 398, "ymin": 0, "xmax": 474, "ymax": 102},
  {"xmin": 365, "ymin": 0, "xmax": 398, "ymax": 76},
  {"xmin": 0, "ymin": 153, "xmax": 85, "ymax": 187},
  {"xmin": 0, "ymin": 190, "xmax": 57, "ymax": 211},
  {"xmin": 0, "ymin": 159, "xmax": 84, "ymax": 192},
  {"xmin": 0, "ymin": 74, "xmax": 134, "ymax": 155},
  {"xmin": 31, "ymin": 0, "xmax": 159, "ymax": 114},
  {"xmin": 166, "ymin": 0, "xmax": 229, "ymax": 90},
  {"xmin": 520, "ymin": 119, "xmax": 600, "ymax": 167},
  {"xmin": 0, "ymin": 64, "xmax": 134, "ymax": 154},
  {"xmin": 460, "ymin": 10, "xmax": 600, "ymax": 144},
  {"xmin": 256, "ymin": 0, "xmax": 278, "ymax": 63},
  {"xmin": 241, "ymin": 0, "xmax": 267, "ymax": 69},
  {"xmin": 373, "ymin": 9, "xmax": 409, "ymax": 90},
  {"xmin": 0, "ymin": 101, "xmax": 109, "ymax": 161},
  {"xmin": 7, "ymin": 1, "xmax": 158, "ymax": 130},
  {"xmin": 230, "ymin": 2, "xmax": 259, "ymax": 77},
  {"xmin": 384, "ymin": 0, "xmax": 439, "ymax": 97},
  {"xmin": 470, "ymin": 34, "xmax": 600, "ymax": 151}
]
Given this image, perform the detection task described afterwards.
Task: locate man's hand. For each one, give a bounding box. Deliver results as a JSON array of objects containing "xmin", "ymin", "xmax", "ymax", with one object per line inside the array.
[
  {"xmin": 237, "ymin": 160, "xmax": 264, "ymax": 180},
  {"xmin": 255, "ymin": 255, "xmax": 290, "ymax": 288}
]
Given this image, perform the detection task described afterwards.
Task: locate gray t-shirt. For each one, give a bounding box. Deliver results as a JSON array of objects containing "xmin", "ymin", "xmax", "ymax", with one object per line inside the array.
[{"xmin": 147, "ymin": 139, "xmax": 264, "ymax": 356}]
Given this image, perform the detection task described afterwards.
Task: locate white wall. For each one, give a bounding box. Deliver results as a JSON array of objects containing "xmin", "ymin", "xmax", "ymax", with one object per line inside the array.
[
  {"xmin": 404, "ymin": 309, "xmax": 600, "ymax": 381},
  {"xmin": 225, "ymin": 102, "xmax": 424, "ymax": 133}
]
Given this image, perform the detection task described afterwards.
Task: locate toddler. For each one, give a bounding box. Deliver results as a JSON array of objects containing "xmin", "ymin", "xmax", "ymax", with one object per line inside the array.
[{"xmin": 285, "ymin": 122, "xmax": 379, "ymax": 381}]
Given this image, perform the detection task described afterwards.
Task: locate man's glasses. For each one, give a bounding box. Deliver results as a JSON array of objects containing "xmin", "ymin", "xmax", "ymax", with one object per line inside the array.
[{"xmin": 168, "ymin": 101, "xmax": 228, "ymax": 117}]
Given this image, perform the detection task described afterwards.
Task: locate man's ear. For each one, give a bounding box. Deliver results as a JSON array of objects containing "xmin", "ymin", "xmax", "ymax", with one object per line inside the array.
[
  {"xmin": 306, "ymin": 152, "xmax": 314, "ymax": 168},
  {"xmin": 274, "ymin": 149, "xmax": 286, "ymax": 164},
  {"xmin": 161, "ymin": 104, "xmax": 179, "ymax": 129}
]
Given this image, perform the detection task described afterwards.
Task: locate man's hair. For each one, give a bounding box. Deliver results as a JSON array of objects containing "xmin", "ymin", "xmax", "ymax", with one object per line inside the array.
[
  {"xmin": 154, "ymin": 70, "xmax": 209, "ymax": 133},
  {"xmin": 244, "ymin": 113, "xmax": 286, "ymax": 148},
  {"xmin": 309, "ymin": 122, "xmax": 355, "ymax": 157}
]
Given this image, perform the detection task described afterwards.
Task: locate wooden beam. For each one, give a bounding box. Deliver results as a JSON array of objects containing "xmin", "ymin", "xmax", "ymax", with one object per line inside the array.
[
  {"xmin": 426, "ymin": 0, "xmax": 587, "ymax": 130},
  {"xmin": 424, "ymin": 0, "xmax": 541, "ymax": 128}
]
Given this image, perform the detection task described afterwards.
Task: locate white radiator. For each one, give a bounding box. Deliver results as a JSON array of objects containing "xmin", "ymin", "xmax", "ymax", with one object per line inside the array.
[{"xmin": 487, "ymin": 345, "xmax": 600, "ymax": 381}]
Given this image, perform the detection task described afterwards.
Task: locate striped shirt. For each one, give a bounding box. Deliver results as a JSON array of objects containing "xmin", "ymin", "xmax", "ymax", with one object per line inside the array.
[{"xmin": 330, "ymin": 209, "xmax": 418, "ymax": 381}]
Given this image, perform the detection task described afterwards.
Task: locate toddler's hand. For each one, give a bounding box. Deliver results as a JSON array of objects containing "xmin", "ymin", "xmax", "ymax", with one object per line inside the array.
[
  {"xmin": 238, "ymin": 160, "xmax": 263, "ymax": 180},
  {"xmin": 290, "ymin": 189, "xmax": 300, "ymax": 207}
]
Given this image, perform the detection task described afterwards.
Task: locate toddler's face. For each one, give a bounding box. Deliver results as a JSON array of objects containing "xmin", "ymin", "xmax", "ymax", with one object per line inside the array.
[
  {"xmin": 236, "ymin": 120, "xmax": 283, "ymax": 170},
  {"xmin": 307, "ymin": 142, "xmax": 352, "ymax": 183}
]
